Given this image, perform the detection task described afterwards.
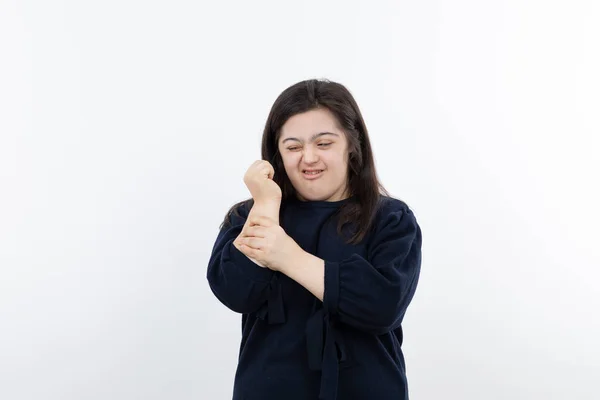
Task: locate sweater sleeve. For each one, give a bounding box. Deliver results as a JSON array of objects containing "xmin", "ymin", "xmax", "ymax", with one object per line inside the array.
[
  {"xmin": 323, "ymin": 205, "xmax": 422, "ymax": 335},
  {"xmin": 206, "ymin": 203, "xmax": 284, "ymax": 322}
]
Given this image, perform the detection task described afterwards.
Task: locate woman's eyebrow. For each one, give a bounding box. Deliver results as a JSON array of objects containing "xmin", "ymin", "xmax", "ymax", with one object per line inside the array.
[{"xmin": 282, "ymin": 132, "xmax": 339, "ymax": 144}]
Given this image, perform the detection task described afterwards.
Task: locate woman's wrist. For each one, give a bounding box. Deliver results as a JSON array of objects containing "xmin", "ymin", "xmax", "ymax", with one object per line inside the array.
[{"xmin": 250, "ymin": 199, "xmax": 281, "ymax": 224}]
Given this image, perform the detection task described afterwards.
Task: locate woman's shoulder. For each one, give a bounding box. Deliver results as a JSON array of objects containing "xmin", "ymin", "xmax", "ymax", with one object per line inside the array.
[
  {"xmin": 376, "ymin": 194, "xmax": 413, "ymax": 217},
  {"xmin": 370, "ymin": 195, "xmax": 419, "ymax": 235}
]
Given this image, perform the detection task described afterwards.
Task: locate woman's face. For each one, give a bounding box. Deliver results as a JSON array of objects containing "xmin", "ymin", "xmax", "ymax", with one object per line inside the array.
[{"xmin": 278, "ymin": 108, "xmax": 350, "ymax": 202}]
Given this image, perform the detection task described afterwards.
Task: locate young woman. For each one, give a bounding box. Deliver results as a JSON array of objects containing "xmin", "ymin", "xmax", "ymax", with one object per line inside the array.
[{"xmin": 207, "ymin": 79, "xmax": 422, "ymax": 400}]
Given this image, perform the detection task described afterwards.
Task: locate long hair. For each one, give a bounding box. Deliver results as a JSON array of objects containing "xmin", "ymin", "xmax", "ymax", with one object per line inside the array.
[{"xmin": 220, "ymin": 78, "xmax": 390, "ymax": 244}]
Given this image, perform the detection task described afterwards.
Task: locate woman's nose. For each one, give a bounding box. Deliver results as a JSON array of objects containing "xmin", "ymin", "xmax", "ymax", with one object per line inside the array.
[{"xmin": 303, "ymin": 147, "xmax": 318, "ymax": 163}]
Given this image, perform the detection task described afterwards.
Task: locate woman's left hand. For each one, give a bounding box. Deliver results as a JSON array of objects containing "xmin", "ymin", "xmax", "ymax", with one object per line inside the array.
[{"xmin": 234, "ymin": 215, "xmax": 300, "ymax": 271}]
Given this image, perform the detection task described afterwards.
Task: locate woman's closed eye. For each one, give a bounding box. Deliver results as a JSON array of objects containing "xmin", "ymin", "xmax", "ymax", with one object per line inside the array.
[{"xmin": 287, "ymin": 143, "xmax": 332, "ymax": 151}]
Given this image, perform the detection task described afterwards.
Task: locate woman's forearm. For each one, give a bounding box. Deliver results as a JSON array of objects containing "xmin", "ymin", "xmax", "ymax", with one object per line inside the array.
[
  {"xmin": 233, "ymin": 199, "xmax": 281, "ymax": 269},
  {"xmin": 278, "ymin": 249, "xmax": 325, "ymax": 301},
  {"xmin": 247, "ymin": 199, "xmax": 325, "ymax": 301},
  {"xmin": 248, "ymin": 199, "xmax": 281, "ymax": 224}
]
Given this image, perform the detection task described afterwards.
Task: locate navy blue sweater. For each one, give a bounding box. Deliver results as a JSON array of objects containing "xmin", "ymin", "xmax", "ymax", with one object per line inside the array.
[{"xmin": 207, "ymin": 195, "xmax": 422, "ymax": 400}]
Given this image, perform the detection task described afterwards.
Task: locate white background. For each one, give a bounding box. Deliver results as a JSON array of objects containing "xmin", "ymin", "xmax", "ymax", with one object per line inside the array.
[{"xmin": 1, "ymin": 1, "xmax": 599, "ymax": 399}]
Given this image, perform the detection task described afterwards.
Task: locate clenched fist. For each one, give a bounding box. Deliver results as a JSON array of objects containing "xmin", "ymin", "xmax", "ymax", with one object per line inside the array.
[{"xmin": 243, "ymin": 160, "xmax": 282, "ymax": 204}]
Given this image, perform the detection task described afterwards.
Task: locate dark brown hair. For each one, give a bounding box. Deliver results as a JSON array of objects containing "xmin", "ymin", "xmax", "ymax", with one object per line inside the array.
[{"xmin": 220, "ymin": 78, "xmax": 390, "ymax": 244}]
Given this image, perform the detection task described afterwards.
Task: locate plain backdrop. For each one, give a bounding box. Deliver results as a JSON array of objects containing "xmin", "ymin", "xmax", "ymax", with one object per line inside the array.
[{"xmin": 1, "ymin": 1, "xmax": 599, "ymax": 399}]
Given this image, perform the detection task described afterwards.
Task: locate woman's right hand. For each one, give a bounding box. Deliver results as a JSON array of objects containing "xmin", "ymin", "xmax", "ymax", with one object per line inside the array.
[{"xmin": 243, "ymin": 160, "xmax": 282, "ymax": 204}]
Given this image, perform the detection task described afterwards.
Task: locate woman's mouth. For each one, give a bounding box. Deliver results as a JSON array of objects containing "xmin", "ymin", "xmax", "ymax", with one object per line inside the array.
[{"xmin": 302, "ymin": 169, "xmax": 324, "ymax": 180}]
